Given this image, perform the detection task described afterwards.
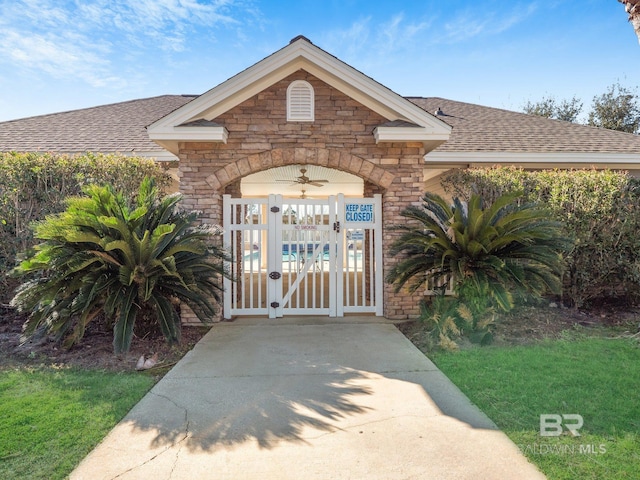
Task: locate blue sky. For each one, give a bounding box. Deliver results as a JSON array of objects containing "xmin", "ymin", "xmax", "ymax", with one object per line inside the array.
[{"xmin": 0, "ymin": 0, "xmax": 638, "ymax": 122}]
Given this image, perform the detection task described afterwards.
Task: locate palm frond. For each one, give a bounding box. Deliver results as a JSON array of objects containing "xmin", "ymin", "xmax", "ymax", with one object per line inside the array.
[
  {"xmin": 12, "ymin": 176, "xmax": 233, "ymax": 353},
  {"xmin": 112, "ymin": 287, "xmax": 138, "ymax": 354},
  {"xmin": 387, "ymin": 190, "xmax": 568, "ymax": 314}
]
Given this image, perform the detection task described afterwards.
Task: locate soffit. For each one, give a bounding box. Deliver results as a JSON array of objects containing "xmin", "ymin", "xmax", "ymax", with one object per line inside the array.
[{"xmin": 242, "ymin": 164, "xmax": 363, "ymax": 197}]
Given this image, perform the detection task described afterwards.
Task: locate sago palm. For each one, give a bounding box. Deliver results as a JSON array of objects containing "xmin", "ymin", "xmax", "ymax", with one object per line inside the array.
[
  {"xmin": 11, "ymin": 178, "xmax": 231, "ymax": 353},
  {"xmin": 386, "ymin": 191, "xmax": 569, "ymax": 311}
]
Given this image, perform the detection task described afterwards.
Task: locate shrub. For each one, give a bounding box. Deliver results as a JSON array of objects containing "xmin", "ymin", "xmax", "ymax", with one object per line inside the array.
[
  {"xmin": 10, "ymin": 178, "xmax": 230, "ymax": 353},
  {"xmin": 0, "ymin": 152, "xmax": 171, "ymax": 302},
  {"xmin": 417, "ymin": 295, "xmax": 495, "ymax": 351},
  {"xmin": 386, "ymin": 191, "xmax": 568, "ymax": 348},
  {"xmin": 387, "ymin": 191, "xmax": 568, "ymax": 304},
  {"xmin": 441, "ymin": 167, "xmax": 640, "ymax": 307}
]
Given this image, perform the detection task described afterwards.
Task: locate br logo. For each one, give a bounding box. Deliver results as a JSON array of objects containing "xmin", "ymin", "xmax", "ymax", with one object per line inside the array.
[{"xmin": 539, "ymin": 414, "xmax": 583, "ymax": 437}]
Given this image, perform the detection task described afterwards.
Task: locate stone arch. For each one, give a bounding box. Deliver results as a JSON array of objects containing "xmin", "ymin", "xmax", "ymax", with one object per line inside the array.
[{"xmin": 204, "ymin": 148, "xmax": 395, "ymax": 192}]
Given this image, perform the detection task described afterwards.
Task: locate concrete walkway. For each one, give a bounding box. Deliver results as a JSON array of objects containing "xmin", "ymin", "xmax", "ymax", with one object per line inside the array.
[{"xmin": 71, "ymin": 318, "xmax": 545, "ymax": 480}]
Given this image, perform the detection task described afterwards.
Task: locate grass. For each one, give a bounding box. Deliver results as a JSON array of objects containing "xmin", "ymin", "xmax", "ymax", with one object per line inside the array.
[
  {"xmin": 430, "ymin": 334, "xmax": 640, "ymax": 480},
  {"xmin": 0, "ymin": 366, "xmax": 155, "ymax": 480}
]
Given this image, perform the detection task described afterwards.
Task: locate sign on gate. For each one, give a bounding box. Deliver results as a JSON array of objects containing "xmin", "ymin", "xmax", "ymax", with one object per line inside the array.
[
  {"xmin": 223, "ymin": 194, "xmax": 382, "ymax": 319},
  {"xmin": 345, "ymin": 203, "xmax": 375, "ymax": 222}
]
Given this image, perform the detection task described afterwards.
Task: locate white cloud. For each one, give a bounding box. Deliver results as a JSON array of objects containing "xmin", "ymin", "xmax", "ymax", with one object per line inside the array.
[
  {"xmin": 0, "ymin": 0, "xmax": 253, "ymax": 88},
  {"xmin": 442, "ymin": 3, "xmax": 539, "ymax": 43},
  {"xmin": 324, "ymin": 16, "xmax": 372, "ymax": 59},
  {"xmin": 16, "ymin": 0, "xmax": 69, "ymax": 27},
  {"xmin": 379, "ymin": 13, "xmax": 431, "ymax": 53},
  {"xmin": 0, "ymin": 29, "xmax": 120, "ymax": 88},
  {"xmin": 321, "ymin": 12, "xmax": 432, "ymax": 67},
  {"xmin": 77, "ymin": 0, "xmax": 239, "ymax": 48}
]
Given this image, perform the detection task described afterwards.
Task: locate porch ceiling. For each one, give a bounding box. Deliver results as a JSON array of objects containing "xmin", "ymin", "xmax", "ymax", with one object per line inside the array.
[{"xmin": 241, "ymin": 164, "xmax": 363, "ymax": 197}]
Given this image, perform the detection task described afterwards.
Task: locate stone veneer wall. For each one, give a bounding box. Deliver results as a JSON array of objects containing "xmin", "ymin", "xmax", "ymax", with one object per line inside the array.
[{"xmin": 178, "ymin": 70, "xmax": 426, "ymax": 321}]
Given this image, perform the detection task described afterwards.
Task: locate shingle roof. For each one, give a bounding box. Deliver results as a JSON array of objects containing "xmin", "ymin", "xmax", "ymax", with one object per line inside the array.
[
  {"xmin": 0, "ymin": 95, "xmax": 195, "ymax": 154},
  {"xmin": 409, "ymin": 97, "xmax": 640, "ymax": 154},
  {"xmin": 1, "ymin": 94, "xmax": 639, "ymax": 156}
]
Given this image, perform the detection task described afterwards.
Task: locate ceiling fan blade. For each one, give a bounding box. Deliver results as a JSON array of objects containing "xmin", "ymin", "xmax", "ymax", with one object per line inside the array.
[{"xmin": 308, "ymin": 181, "xmax": 325, "ymax": 187}]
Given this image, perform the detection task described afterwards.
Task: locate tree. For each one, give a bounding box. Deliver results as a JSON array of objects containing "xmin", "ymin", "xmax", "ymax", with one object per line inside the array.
[
  {"xmin": 523, "ymin": 95, "xmax": 583, "ymax": 123},
  {"xmin": 619, "ymin": 0, "xmax": 640, "ymax": 43},
  {"xmin": 587, "ymin": 82, "xmax": 640, "ymax": 134},
  {"xmin": 523, "ymin": 96, "xmax": 555, "ymax": 118},
  {"xmin": 11, "ymin": 178, "xmax": 232, "ymax": 354},
  {"xmin": 386, "ymin": 191, "xmax": 568, "ymax": 311},
  {"xmin": 524, "ymin": 83, "xmax": 640, "ymax": 134},
  {"xmin": 555, "ymin": 97, "xmax": 584, "ymax": 122}
]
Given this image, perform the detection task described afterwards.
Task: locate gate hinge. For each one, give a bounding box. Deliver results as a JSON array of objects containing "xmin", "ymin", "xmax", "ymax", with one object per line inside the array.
[
  {"xmin": 270, "ymin": 206, "xmax": 280, "ymax": 213},
  {"xmin": 333, "ymin": 221, "xmax": 341, "ymax": 233},
  {"xmin": 269, "ymin": 271, "xmax": 281, "ymax": 280},
  {"xmin": 270, "ymin": 302, "xmax": 280, "ymax": 308}
]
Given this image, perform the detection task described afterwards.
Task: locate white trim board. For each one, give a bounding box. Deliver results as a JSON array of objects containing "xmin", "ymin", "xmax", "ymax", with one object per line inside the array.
[
  {"xmin": 148, "ymin": 37, "xmax": 451, "ymax": 153},
  {"xmin": 425, "ymin": 151, "xmax": 640, "ymax": 166}
]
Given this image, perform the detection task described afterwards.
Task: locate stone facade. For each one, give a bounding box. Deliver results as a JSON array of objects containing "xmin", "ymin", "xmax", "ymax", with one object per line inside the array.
[{"xmin": 178, "ymin": 70, "xmax": 426, "ymax": 321}]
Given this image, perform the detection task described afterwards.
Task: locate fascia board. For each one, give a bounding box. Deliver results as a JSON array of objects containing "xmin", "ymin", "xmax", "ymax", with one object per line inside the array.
[
  {"xmin": 148, "ymin": 62, "xmax": 300, "ymax": 132},
  {"xmin": 297, "ymin": 61, "xmax": 411, "ymax": 122},
  {"xmin": 148, "ymin": 126, "xmax": 229, "ymax": 143},
  {"xmin": 193, "ymin": 59, "xmax": 403, "ymax": 122},
  {"xmin": 426, "ymin": 151, "xmax": 640, "ymax": 165},
  {"xmin": 290, "ymin": 45, "xmax": 449, "ymax": 129},
  {"xmin": 148, "ymin": 40, "xmax": 451, "ymax": 135},
  {"xmin": 199, "ymin": 61, "xmax": 307, "ymax": 121},
  {"xmin": 148, "ymin": 44, "xmax": 321, "ymax": 130},
  {"xmin": 374, "ymin": 126, "xmax": 450, "ymax": 143}
]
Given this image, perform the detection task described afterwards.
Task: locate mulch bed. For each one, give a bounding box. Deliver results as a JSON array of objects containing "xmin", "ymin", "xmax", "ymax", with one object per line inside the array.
[
  {"xmin": 3, "ymin": 301, "xmax": 638, "ymax": 371},
  {"xmin": 396, "ymin": 301, "xmax": 640, "ymax": 351},
  {"xmin": 0, "ymin": 305, "xmax": 209, "ymax": 373}
]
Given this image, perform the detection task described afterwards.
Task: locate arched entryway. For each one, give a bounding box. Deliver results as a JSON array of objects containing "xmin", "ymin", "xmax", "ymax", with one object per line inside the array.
[
  {"xmin": 177, "ymin": 137, "xmax": 428, "ymax": 323},
  {"xmin": 221, "ymin": 161, "xmax": 383, "ymax": 319},
  {"xmin": 204, "ymin": 148, "xmax": 396, "ymax": 194},
  {"xmin": 151, "ymin": 38, "xmax": 450, "ymax": 322}
]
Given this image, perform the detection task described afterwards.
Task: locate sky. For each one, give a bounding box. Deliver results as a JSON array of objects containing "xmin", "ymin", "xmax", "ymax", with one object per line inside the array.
[{"xmin": 0, "ymin": 0, "xmax": 639, "ymax": 122}]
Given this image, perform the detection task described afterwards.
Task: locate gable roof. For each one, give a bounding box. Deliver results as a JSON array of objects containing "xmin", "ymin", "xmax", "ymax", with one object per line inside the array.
[
  {"xmin": 1, "ymin": 94, "xmax": 639, "ymax": 164},
  {"xmin": 0, "ymin": 95, "xmax": 195, "ymax": 160},
  {"xmin": 411, "ymin": 97, "xmax": 640, "ymax": 165},
  {"xmin": 147, "ymin": 36, "xmax": 452, "ymax": 154}
]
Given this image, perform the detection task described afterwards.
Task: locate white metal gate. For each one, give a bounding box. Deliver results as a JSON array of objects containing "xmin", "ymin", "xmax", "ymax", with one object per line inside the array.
[{"xmin": 223, "ymin": 194, "xmax": 382, "ymax": 318}]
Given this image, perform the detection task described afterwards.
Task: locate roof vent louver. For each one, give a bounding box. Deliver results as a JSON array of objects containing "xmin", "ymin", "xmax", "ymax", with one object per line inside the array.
[{"xmin": 287, "ymin": 80, "xmax": 314, "ymax": 122}]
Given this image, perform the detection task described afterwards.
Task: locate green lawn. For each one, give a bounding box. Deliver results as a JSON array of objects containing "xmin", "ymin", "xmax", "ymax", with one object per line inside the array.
[
  {"xmin": 0, "ymin": 366, "xmax": 154, "ymax": 480},
  {"xmin": 431, "ymin": 337, "xmax": 640, "ymax": 480}
]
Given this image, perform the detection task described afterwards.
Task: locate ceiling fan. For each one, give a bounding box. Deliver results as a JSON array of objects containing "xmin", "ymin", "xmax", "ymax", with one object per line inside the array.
[{"xmin": 277, "ymin": 168, "xmax": 329, "ymax": 188}]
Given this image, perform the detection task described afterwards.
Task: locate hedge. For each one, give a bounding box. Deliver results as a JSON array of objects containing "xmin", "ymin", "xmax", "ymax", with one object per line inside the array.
[
  {"xmin": 0, "ymin": 152, "xmax": 171, "ymax": 302},
  {"xmin": 441, "ymin": 166, "xmax": 640, "ymax": 307}
]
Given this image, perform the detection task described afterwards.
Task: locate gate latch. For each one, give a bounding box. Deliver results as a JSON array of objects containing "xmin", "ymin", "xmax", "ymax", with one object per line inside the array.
[
  {"xmin": 270, "ymin": 302, "xmax": 280, "ymax": 308},
  {"xmin": 269, "ymin": 271, "xmax": 281, "ymax": 280},
  {"xmin": 333, "ymin": 221, "xmax": 341, "ymax": 233},
  {"xmin": 270, "ymin": 206, "xmax": 280, "ymax": 213}
]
